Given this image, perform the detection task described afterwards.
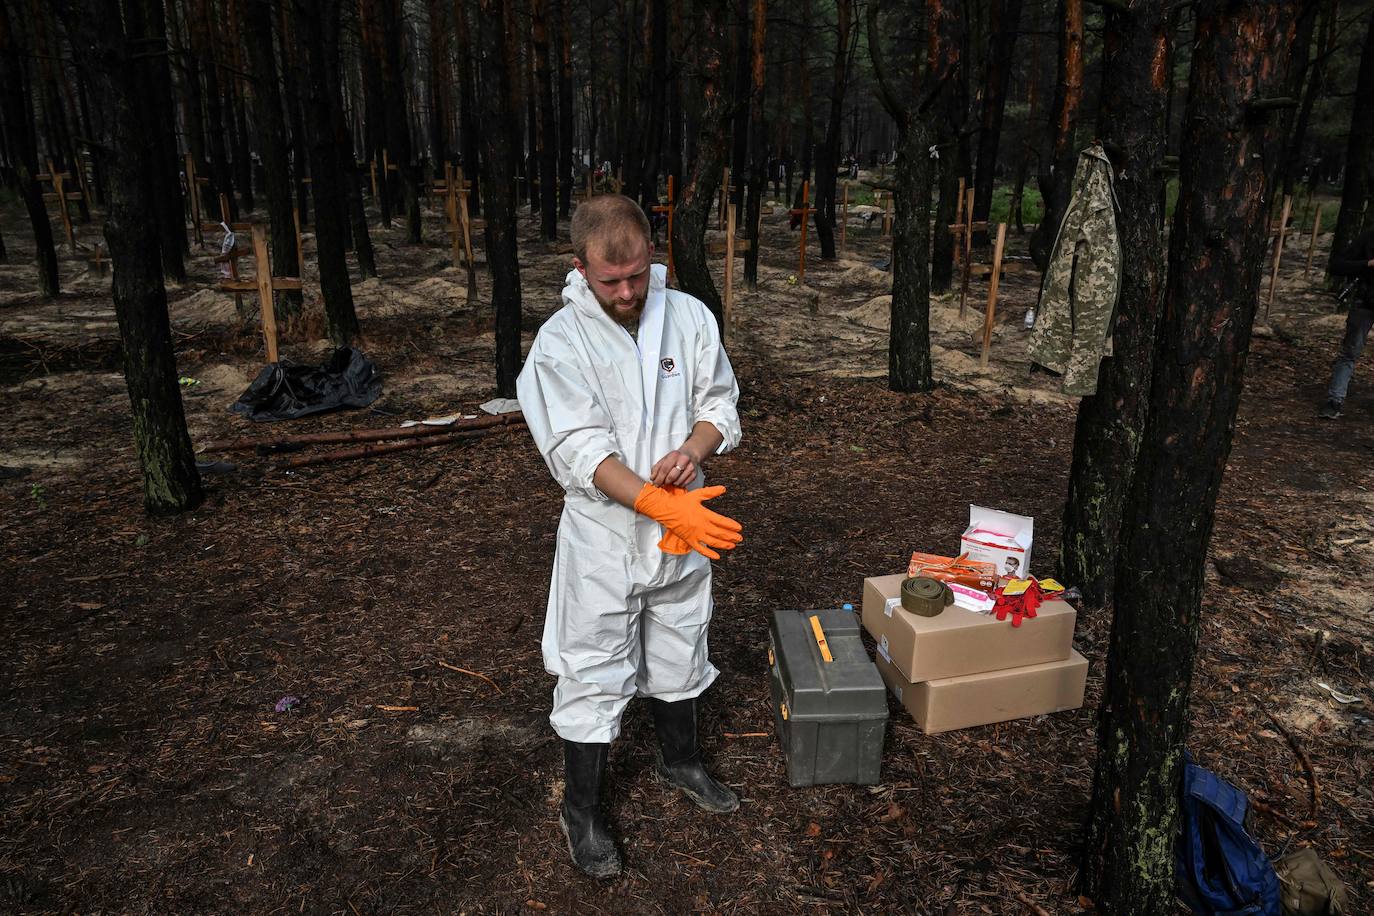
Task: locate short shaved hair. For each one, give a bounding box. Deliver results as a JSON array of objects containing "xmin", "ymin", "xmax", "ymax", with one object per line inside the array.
[{"xmin": 571, "ymin": 194, "xmax": 652, "ymax": 263}]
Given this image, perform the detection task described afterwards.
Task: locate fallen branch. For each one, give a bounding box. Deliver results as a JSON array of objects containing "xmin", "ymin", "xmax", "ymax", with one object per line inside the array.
[
  {"xmin": 276, "ymin": 425, "xmax": 519, "ymax": 470},
  {"xmin": 436, "ymin": 660, "xmax": 503, "ymax": 694},
  {"xmin": 201, "ymin": 412, "xmax": 525, "ymax": 453},
  {"xmin": 1256, "ymin": 697, "xmax": 1320, "ymax": 821}
]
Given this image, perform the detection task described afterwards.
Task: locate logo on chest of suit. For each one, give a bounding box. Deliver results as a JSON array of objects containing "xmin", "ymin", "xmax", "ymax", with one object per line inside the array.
[{"xmin": 659, "ymin": 356, "xmax": 680, "ymax": 379}]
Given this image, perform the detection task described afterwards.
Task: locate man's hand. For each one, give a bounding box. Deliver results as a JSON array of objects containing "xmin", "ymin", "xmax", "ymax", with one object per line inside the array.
[
  {"xmin": 634, "ymin": 483, "xmax": 743, "ymax": 560},
  {"xmin": 650, "ymin": 447, "xmax": 701, "ymax": 487}
]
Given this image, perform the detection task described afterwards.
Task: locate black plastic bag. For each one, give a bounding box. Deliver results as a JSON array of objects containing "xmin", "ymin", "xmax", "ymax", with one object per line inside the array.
[{"xmin": 230, "ymin": 347, "xmax": 382, "ymax": 422}]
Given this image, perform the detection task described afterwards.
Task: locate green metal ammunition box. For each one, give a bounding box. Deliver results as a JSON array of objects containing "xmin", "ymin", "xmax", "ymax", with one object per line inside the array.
[{"xmin": 768, "ymin": 609, "xmax": 888, "ymax": 787}]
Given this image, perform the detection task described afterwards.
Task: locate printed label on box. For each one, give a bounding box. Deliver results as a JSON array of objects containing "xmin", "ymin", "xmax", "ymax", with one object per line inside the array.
[{"xmin": 884, "ymin": 596, "xmax": 900, "ymax": 618}]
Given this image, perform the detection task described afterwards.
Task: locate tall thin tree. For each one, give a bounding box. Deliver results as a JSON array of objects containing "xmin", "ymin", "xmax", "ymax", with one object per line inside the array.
[
  {"xmin": 1080, "ymin": 1, "xmax": 1303, "ymax": 909},
  {"xmin": 54, "ymin": 0, "xmax": 204, "ymax": 515},
  {"xmin": 1059, "ymin": 1, "xmax": 1172, "ymax": 606},
  {"xmin": 0, "ymin": 0, "xmax": 60, "ymax": 298},
  {"xmin": 478, "ymin": 0, "xmax": 524, "ymax": 397}
]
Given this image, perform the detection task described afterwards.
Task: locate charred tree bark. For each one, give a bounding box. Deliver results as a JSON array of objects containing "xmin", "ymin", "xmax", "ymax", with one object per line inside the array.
[
  {"xmin": 556, "ymin": 0, "xmax": 573, "ymax": 218},
  {"xmin": 670, "ymin": 0, "xmax": 729, "ymax": 327},
  {"xmin": 197, "ymin": 0, "xmax": 238, "ymax": 220},
  {"xmin": 635, "ymin": 0, "xmax": 670, "ymax": 211},
  {"xmin": 138, "ymin": 0, "xmax": 188, "ymax": 283},
  {"xmin": 1080, "ymin": 2, "xmax": 1302, "ymax": 910},
  {"xmin": 1059, "ymin": 0, "xmax": 1171, "ymax": 610},
  {"xmin": 870, "ymin": 0, "xmax": 956, "ymax": 394},
  {"xmin": 358, "ymin": 0, "xmax": 391, "ymax": 226},
  {"xmin": 743, "ymin": 0, "xmax": 766, "ymax": 290},
  {"xmin": 298, "ymin": 0, "xmax": 360, "ymax": 346},
  {"xmin": 814, "ymin": 0, "xmax": 853, "ymax": 261},
  {"xmin": 427, "ymin": 0, "xmax": 450, "ymax": 175},
  {"xmin": 55, "ymin": 0, "xmax": 204, "ymax": 515},
  {"xmin": 1329, "ymin": 9, "xmax": 1374, "ymax": 273},
  {"xmin": 971, "ymin": 0, "xmax": 1023, "ymax": 245},
  {"xmin": 0, "ymin": 1, "xmax": 61, "ymax": 297},
  {"xmin": 930, "ymin": 6, "xmax": 967, "ymax": 294},
  {"xmin": 453, "ymin": 0, "xmax": 481, "ymax": 214},
  {"xmin": 1029, "ymin": 0, "xmax": 1083, "ymax": 269},
  {"xmin": 531, "ymin": 0, "xmax": 559, "ymax": 240},
  {"xmin": 244, "ymin": 0, "xmax": 303, "ymax": 314},
  {"xmin": 376, "ymin": 0, "xmax": 422, "ymax": 241},
  {"xmin": 478, "ymin": 0, "xmax": 523, "ymax": 397},
  {"xmin": 225, "ymin": 3, "xmax": 253, "ymax": 214},
  {"xmin": 276, "ymin": 5, "xmax": 311, "ymax": 225}
]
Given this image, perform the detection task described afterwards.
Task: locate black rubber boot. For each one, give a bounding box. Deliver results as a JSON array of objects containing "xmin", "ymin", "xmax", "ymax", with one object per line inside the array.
[
  {"xmin": 650, "ymin": 698, "xmax": 740, "ymax": 813},
  {"xmin": 560, "ymin": 741, "xmax": 621, "ymax": 878}
]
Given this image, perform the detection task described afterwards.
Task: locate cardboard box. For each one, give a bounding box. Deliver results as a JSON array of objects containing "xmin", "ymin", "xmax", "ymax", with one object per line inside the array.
[
  {"xmin": 875, "ymin": 649, "xmax": 1088, "ymax": 734},
  {"xmin": 960, "ymin": 505, "xmax": 1034, "ymax": 577},
  {"xmin": 862, "ymin": 574, "xmax": 1075, "ymax": 683}
]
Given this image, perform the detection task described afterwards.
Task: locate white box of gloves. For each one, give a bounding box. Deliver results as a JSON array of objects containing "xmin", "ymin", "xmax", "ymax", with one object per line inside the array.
[{"xmin": 959, "ymin": 506, "xmax": 1034, "ymax": 578}]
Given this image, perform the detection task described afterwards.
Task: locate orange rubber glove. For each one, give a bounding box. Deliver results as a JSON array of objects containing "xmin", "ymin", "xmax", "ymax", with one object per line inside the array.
[{"xmin": 634, "ymin": 483, "xmax": 743, "ymax": 560}]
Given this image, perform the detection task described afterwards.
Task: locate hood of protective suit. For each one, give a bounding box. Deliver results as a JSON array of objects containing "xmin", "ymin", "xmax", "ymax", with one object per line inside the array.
[{"xmin": 561, "ymin": 263, "xmax": 668, "ymax": 328}]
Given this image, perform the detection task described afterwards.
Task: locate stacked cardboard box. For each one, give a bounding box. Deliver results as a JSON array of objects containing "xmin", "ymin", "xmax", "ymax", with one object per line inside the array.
[{"xmin": 861, "ymin": 573, "xmax": 1087, "ymax": 734}]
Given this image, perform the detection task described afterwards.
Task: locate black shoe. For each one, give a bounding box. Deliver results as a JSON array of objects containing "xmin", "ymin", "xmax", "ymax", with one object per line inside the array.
[
  {"xmin": 560, "ymin": 741, "xmax": 621, "ymax": 878},
  {"xmin": 650, "ymin": 698, "xmax": 740, "ymax": 814},
  {"xmin": 1317, "ymin": 399, "xmax": 1342, "ymax": 419}
]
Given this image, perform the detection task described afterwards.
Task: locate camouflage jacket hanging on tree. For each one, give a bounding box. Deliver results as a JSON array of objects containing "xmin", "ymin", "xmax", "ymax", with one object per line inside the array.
[{"xmin": 1027, "ymin": 144, "xmax": 1122, "ymax": 396}]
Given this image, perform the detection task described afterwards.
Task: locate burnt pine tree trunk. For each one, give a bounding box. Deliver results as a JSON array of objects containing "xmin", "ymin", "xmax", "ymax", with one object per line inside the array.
[
  {"xmin": 428, "ymin": 0, "xmax": 450, "ymax": 175},
  {"xmin": 0, "ymin": 2, "xmax": 60, "ymax": 297},
  {"xmin": 358, "ymin": 0, "xmax": 391, "ymax": 226},
  {"xmin": 1328, "ymin": 9, "xmax": 1374, "ymax": 274},
  {"xmin": 556, "ymin": 0, "xmax": 573, "ymax": 219},
  {"xmin": 299, "ymin": 0, "xmax": 360, "ymax": 346},
  {"xmin": 743, "ymin": 0, "xmax": 766, "ymax": 290},
  {"xmin": 1080, "ymin": 2, "xmax": 1302, "ymax": 910},
  {"xmin": 971, "ymin": 0, "xmax": 1023, "ymax": 244},
  {"xmin": 670, "ymin": 0, "xmax": 730, "ymax": 328},
  {"xmin": 376, "ymin": 0, "xmax": 422, "ymax": 242},
  {"xmin": 870, "ymin": 0, "xmax": 956, "ymax": 393},
  {"xmin": 478, "ymin": 0, "xmax": 523, "ymax": 397},
  {"xmin": 531, "ymin": 0, "xmax": 559, "ymax": 240},
  {"xmin": 1059, "ymin": 0, "xmax": 1171, "ymax": 609},
  {"xmin": 1029, "ymin": 0, "xmax": 1083, "ymax": 269},
  {"xmin": 276, "ymin": 4, "xmax": 311, "ymax": 225},
  {"xmin": 929, "ymin": 6, "xmax": 967, "ymax": 294},
  {"xmin": 56, "ymin": 0, "xmax": 203, "ymax": 515},
  {"xmin": 323, "ymin": 0, "xmax": 375, "ymax": 277},
  {"xmin": 138, "ymin": 0, "xmax": 188, "ymax": 283},
  {"xmin": 197, "ymin": 0, "xmax": 238, "ymax": 220},
  {"xmin": 244, "ymin": 0, "xmax": 303, "ymax": 314},
  {"xmin": 814, "ymin": 0, "xmax": 853, "ymax": 261},
  {"xmin": 453, "ymin": 0, "xmax": 481, "ymax": 215}
]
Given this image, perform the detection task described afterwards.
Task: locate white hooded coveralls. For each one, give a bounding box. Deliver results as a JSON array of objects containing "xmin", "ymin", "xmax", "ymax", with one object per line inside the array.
[{"xmin": 516, "ymin": 264, "xmax": 741, "ymax": 744}]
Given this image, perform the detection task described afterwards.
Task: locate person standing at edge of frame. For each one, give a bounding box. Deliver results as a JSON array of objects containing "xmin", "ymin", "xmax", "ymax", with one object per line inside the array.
[
  {"xmin": 1318, "ymin": 228, "xmax": 1374, "ymax": 419},
  {"xmin": 516, "ymin": 194, "xmax": 744, "ymax": 879}
]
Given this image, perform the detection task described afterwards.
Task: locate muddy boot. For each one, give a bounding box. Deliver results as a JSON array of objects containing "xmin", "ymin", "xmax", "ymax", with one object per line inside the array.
[
  {"xmin": 559, "ymin": 741, "xmax": 621, "ymax": 878},
  {"xmin": 650, "ymin": 698, "xmax": 739, "ymax": 813}
]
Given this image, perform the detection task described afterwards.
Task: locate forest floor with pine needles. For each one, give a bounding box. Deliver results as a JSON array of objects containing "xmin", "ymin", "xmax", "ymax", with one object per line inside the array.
[{"xmin": 1, "ymin": 193, "xmax": 1370, "ymax": 913}]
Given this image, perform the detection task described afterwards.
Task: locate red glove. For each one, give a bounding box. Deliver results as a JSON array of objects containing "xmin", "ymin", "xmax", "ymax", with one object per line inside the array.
[{"xmin": 992, "ymin": 581, "xmax": 1045, "ymax": 628}]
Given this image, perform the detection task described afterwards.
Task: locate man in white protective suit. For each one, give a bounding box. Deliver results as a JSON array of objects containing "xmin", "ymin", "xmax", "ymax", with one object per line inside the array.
[{"xmin": 516, "ymin": 194, "xmax": 744, "ymax": 879}]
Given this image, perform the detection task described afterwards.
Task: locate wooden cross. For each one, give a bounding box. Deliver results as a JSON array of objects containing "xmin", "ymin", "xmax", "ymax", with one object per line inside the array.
[
  {"xmin": 979, "ymin": 223, "xmax": 1009, "ymax": 368},
  {"xmin": 217, "ymin": 224, "xmax": 303, "ymax": 364},
  {"xmin": 184, "ymin": 153, "xmax": 204, "ymax": 247},
  {"xmin": 37, "ymin": 158, "xmax": 81, "ymax": 252},
  {"xmin": 718, "ymin": 166, "xmax": 730, "ymax": 230},
  {"xmin": 1264, "ymin": 193, "xmax": 1293, "ymax": 320},
  {"xmin": 882, "ymin": 189, "xmax": 893, "ymax": 237},
  {"xmin": 369, "ymin": 158, "xmax": 379, "ymax": 199},
  {"xmin": 434, "ymin": 164, "xmax": 482, "ymax": 298},
  {"xmin": 1304, "ymin": 203, "xmax": 1322, "ymax": 280},
  {"xmin": 707, "ymin": 198, "xmax": 755, "ymax": 340},
  {"xmin": 651, "ymin": 174, "xmax": 676, "ymax": 284},
  {"xmin": 586, "ymin": 168, "xmax": 595, "ymax": 201},
  {"xmin": 789, "ymin": 180, "xmax": 816, "ymax": 282},
  {"xmin": 840, "ymin": 181, "xmax": 849, "ymax": 254},
  {"xmin": 956, "ymin": 187, "xmax": 980, "ymax": 318}
]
